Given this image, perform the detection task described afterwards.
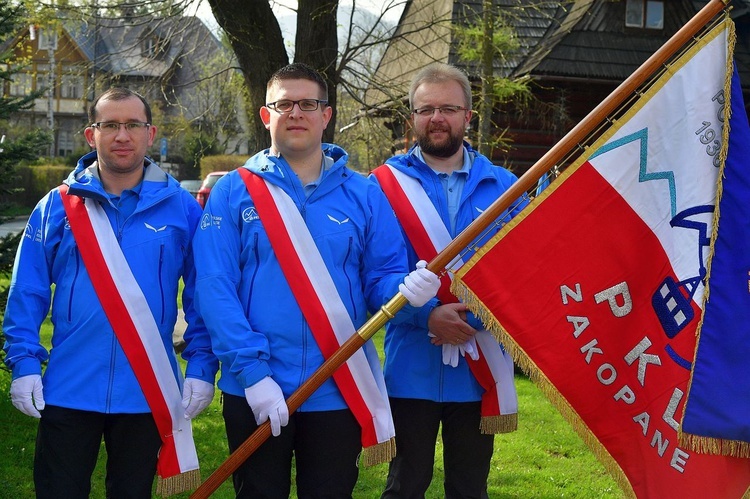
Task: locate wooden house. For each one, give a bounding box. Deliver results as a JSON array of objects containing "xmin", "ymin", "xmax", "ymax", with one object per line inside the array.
[{"xmin": 1, "ymin": 14, "xmax": 247, "ymax": 164}]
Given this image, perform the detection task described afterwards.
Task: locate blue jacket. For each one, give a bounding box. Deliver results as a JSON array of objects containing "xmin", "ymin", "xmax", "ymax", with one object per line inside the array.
[
  {"xmin": 2, "ymin": 151, "xmax": 217, "ymax": 413},
  {"xmin": 373, "ymin": 143, "xmax": 529, "ymax": 402},
  {"xmin": 192, "ymin": 144, "xmax": 411, "ymax": 411}
]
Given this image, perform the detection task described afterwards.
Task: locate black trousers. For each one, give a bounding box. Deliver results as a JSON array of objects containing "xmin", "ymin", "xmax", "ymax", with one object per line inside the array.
[
  {"xmin": 223, "ymin": 393, "xmax": 362, "ymax": 499},
  {"xmin": 34, "ymin": 405, "xmax": 160, "ymax": 499},
  {"xmin": 381, "ymin": 398, "xmax": 494, "ymax": 499}
]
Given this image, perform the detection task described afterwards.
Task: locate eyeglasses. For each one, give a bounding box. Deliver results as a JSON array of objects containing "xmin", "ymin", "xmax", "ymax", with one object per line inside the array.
[
  {"xmin": 265, "ymin": 99, "xmax": 328, "ymax": 114},
  {"xmin": 412, "ymin": 106, "xmax": 468, "ymax": 117},
  {"xmin": 90, "ymin": 122, "xmax": 151, "ymax": 134}
]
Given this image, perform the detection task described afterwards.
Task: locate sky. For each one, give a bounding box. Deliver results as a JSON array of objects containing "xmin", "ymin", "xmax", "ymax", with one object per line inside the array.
[{"xmin": 193, "ymin": 0, "xmax": 406, "ymax": 39}]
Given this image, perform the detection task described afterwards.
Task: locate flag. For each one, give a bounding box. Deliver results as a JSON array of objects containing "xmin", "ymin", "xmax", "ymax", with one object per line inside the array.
[
  {"xmin": 680, "ymin": 61, "xmax": 750, "ymax": 456},
  {"xmin": 452, "ymin": 17, "xmax": 750, "ymax": 498}
]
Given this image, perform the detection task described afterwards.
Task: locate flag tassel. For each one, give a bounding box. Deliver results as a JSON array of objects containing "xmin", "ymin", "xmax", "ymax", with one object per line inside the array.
[
  {"xmin": 361, "ymin": 437, "xmax": 396, "ymax": 467},
  {"xmin": 156, "ymin": 469, "xmax": 201, "ymax": 497}
]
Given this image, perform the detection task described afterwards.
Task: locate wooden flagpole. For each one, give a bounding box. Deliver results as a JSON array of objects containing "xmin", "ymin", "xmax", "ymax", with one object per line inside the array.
[{"xmin": 190, "ymin": 1, "xmax": 728, "ymax": 496}]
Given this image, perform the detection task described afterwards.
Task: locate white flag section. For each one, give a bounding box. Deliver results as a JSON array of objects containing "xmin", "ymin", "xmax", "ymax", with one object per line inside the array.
[{"xmin": 587, "ymin": 24, "xmax": 725, "ymax": 311}]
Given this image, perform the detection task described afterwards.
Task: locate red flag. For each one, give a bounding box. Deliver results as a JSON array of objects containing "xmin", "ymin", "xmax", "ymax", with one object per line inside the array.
[{"xmin": 453, "ymin": 18, "xmax": 750, "ymax": 498}]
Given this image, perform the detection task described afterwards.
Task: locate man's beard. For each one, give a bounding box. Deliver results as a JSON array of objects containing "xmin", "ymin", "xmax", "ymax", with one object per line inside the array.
[{"xmin": 416, "ymin": 125, "xmax": 464, "ymax": 158}]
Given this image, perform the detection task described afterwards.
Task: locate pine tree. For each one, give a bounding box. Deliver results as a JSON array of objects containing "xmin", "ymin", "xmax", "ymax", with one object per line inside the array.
[{"xmin": 0, "ymin": 2, "xmax": 52, "ymax": 367}]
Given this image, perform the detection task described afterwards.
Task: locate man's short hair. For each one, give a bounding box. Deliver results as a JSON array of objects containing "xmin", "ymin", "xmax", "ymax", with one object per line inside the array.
[
  {"xmin": 267, "ymin": 63, "xmax": 328, "ymax": 101},
  {"xmin": 88, "ymin": 88, "xmax": 152, "ymax": 124},
  {"xmin": 409, "ymin": 63, "xmax": 472, "ymax": 111}
]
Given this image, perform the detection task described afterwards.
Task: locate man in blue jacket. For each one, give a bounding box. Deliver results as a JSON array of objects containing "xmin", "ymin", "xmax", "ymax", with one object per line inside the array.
[
  {"xmin": 372, "ymin": 63, "xmax": 530, "ymax": 498},
  {"xmin": 192, "ymin": 63, "xmax": 439, "ymax": 498},
  {"xmin": 3, "ymin": 88, "xmax": 218, "ymax": 498}
]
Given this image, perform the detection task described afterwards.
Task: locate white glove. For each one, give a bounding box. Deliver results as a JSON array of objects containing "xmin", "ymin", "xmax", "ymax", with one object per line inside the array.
[
  {"xmin": 10, "ymin": 374, "xmax": 45, "ymax": 418},
  {"xmin": 442, "ymin": 344, "xmax": 460, "ymax": 368},
  {"xmin": 441, "ymin": 339, "xmax": 479, "ymax": 367},
  {"xmin": 182, "ymin": 378, "xmax": 215, "ymax": 419},
  {"xmin": 458, "ymin": 336, "xmax": 480, "ymax": 361},
  {"xmin": 399, "ymin": 260, "xmax": 440, "ymax": 307},
  {"xmin": 244, "ymin": 377, "xmax": 289, "ymax": 437}
]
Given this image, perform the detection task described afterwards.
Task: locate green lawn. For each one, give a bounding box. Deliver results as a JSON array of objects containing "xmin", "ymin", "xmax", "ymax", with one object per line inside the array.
[{"xmin": 0, "ymin": 321, "xmax": 621, "ymax": 498}]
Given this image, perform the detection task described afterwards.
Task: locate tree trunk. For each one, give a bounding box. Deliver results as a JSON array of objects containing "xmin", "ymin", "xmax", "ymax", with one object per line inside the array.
[
  {"xmin": 295, "ymin": 0, "xmax": 339, "ymax": 143},
  {"xmin": 207, "ymin": 0, "xmax": 289, "ymax": 151}
]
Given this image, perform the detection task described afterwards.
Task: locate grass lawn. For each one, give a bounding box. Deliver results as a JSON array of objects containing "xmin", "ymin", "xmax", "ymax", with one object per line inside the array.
[{"xmin": 0, "ymin": 321, "xmax": 621, "ymax": 498}]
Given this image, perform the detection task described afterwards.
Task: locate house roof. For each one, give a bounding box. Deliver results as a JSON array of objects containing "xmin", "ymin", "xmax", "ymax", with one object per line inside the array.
[
  {"xmin": 2, "ymin": 14, "xmax": 232, "ymax": 125},
  {"xmin": 368, "ymin": 0, "xmax": 750, "ymax": 110},
  {"xmin": 64, "ymin": 15, "xmax": 220, "ymax": 79},
  {"xmin": 448, "ymin": 0, "xmax": 569, "ymax": 78},
  {"xmin": 510, "ymin": 0, "xmax": 743, "ymax": 81}
]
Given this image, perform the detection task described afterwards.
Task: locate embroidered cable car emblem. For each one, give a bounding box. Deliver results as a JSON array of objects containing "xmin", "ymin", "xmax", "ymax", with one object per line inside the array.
[{"xmin": 651, "ymin": 205, "xmax": 713, "ymax": 370}]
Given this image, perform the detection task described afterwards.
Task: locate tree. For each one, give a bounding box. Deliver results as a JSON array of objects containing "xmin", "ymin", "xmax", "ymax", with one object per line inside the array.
[
  {"xmin": 453, "ymin": 1, "xmax": 531, "ymax": 158},
  {"xmin": 206, "ymin": 0, "xmax": 409, "ymax": 150},
  {"xmin": 206, "ymin": 0, "xmax": 348, "ymax": 149},
  {"xmin": 156, "ymin": 34, "xmax": 248, "ymax": 177},
  {"xmin": 0, "ymin": 2, "xmax": 53, "ymax": 368},
  {"xmin": 205, "ymin": 0, "xmax": 289, "ymax": 151}
]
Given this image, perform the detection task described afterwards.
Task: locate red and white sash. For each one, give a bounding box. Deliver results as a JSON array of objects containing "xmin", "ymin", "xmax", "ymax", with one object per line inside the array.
[
  {"xmin": 238, "ymin": 169, "xmax": 395, "ymax": 465},
  {"xmin": 59, "ymin": 186, "xmax": 200, "ymax": 494},
  {"xmin": 372, "ymin": 164, "xmax": 518, "ymax": 433}
]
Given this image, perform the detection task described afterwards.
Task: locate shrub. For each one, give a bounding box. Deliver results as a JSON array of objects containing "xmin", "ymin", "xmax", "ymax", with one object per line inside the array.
[{"xmin": 0, "ymin": 165, "xmax": 71, "ymax": 210}]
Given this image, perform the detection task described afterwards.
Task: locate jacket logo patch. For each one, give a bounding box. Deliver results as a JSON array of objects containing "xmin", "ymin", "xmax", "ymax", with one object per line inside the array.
[
  {"xmin": 24, "ymin": 223, "xmax": 43, "ymax": 242},
  {"xmin": 144, "ymin": 222, "xmax": 167, "ymax": 232},
  {"xmin": 242, "ymin": 207, "xmax": 260, "ymax": 223},
  {"xmin": 200, "ymin": 213, "xmax": 221, "ymax": 230},
  {"xmin": 200, "ymin": 213, "xmax": 211, "ymax": 230},
  {"xmin": 327, "ymin": 214, "xmax": 350, "ymax": 225}
]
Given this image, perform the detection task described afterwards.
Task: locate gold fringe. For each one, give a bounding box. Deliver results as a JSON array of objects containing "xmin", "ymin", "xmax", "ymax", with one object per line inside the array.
[
  {"xmin": 679, "ymin": 433, "xmax": 750, "ymax": 458},
  {"xmin": 155, "ymin": 469, "xmax": 202, "ymax": 497},
  {"xmin": 361, "ymin": 437, "xmax": 396, "ymax": 467},
  {"xmin": 452, "ymin": 279, "xmax": 635, "ymax": 498},
  {"xmin": 480, "ymin": 413, "xmax": 517, "ymax": 434}
]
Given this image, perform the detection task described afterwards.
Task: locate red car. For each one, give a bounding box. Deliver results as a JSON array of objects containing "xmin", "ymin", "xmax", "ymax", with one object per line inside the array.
[{"xmin": 196, "ymin": 171, "xmax": 228, "ymax": 208}]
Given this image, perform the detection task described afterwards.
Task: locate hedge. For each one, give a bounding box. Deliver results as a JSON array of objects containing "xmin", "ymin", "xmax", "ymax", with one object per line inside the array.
[
  {"xmin": 2, "ymin": 155, "xmax": 248, "ymax": 210},
  {"xmin": 2, "ymin": 165, "xmax": 72, "ymax": 209}
]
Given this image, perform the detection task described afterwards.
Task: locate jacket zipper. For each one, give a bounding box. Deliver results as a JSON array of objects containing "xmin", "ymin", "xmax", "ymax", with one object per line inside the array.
[
  {"xmin": 159, "ymin": 243, "xmax": 165, "ymax": 324},
  {"xmin": 106, "ymin": 333, "xmax": 117, "ymax": 412},
  {"xmin": 244, "ymin": 233, "xmax": 259, "ymax": 317},
  {"xmin": 342, "ymin": 236, "xmax": 357, "ymax": 320},
  {"xmin": 67, "ymin": 248, "xmax": 81, "ymax": 321}
]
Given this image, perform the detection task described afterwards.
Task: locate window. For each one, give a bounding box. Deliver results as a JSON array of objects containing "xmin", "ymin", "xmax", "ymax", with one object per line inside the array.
[
  {"xmin": 58, "ymin": 129, "xmax": 75, "ymax": 157},
  {"xmin": 625, "ymin": 0, "xmax": 664, "ymax": 30},
  {"xmin": 38, "ymin": 28, "xmax": 58, "ymax": 50},
  {"xmin": 143, "ymin": 37, "xmax": 157, "ymax": 57},
  {"xmin": 60, "ymin": 68, "xmax": 83, "ymax": 99},
  {"xmin": 142, "ymin": 36, "xmax": 168, "ymax": 58},
  {"xmin": 10, "ymin": 72, "xmax": 33, "ymax": 96},
  {"xmin": 36, "ymin": 64, "xmax": 56, "ymax": 97}
]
